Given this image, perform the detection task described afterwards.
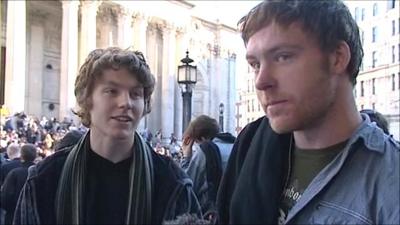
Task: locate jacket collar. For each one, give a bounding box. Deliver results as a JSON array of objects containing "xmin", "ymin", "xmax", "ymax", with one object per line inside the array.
[{"xmin": 347, "ymin": 113, "xmax": 387, "ymax": 154}]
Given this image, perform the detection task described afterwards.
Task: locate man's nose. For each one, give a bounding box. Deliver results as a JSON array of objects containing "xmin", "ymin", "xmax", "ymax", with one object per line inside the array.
[
  {"xmin": 254, "ymin": 64, "xmax": 275, "ymax": 90},
  {"xmin": 118, "ymin": 92, "xmax": 133, "ymax": 109}
]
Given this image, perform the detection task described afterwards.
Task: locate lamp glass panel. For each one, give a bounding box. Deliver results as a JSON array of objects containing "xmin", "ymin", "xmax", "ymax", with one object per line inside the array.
[
  {"xmin": 178, "ymin": 66, "xmax": 186, "ymax": 83},
  {"xmin": 185, "ymin": 67, "xmax": 190, "ymax": 81},
  {"xmin": 190, "ymin": 66, "xmax": 197, "ymax": 82}
]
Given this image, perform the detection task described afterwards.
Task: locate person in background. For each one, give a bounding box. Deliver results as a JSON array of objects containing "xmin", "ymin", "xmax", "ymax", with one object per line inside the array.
[
  {"xmin": 360, "ymin": 109, "xmax": 390, "ymax": 135},
  {"xmin": 53, "ymin": 129, "xmax": 85, "ymax": 152},
  {"xmin": 0, "ymin": 143, "xmax": 21, "ymax": 224},
  {"xmin": 181, "ymin": 115, "xmax": 235, "ymax": 222},
  {"xmin": 1, "ymin": 144, "xmax": 37, "ymax": 225},
  {"xmin": 0, "ymin": 143, "xmax": 21, "ymax": 187},
  {"xmin": 217, "ymin": 1, "xmax": 399, "ymax": 224},
  {"xmin": 14, "ymin": 47, "xmax": 201, "ymax": 225}
]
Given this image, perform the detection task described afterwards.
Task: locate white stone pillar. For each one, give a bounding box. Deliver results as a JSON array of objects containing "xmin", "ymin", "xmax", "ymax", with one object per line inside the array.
[
  {"xmin": 60, "ymin": 0, "xmax": 79, "ymax": 120},
  {"xmin": 143, "ymin": 24, "xmax": 159, "ymax": 133},
  {"xmin": 79, "ymin": 0, "xmax": 98, "ymax": 67},
  {"xmin": 27, "ymin": 24, "xmax": 44, "ymax": 117},
  {"xmin": 132, "ymin": 13, "xmax": 147, "ymax": 55},
  {"xmin": 117, "ymin": 8, "xmax": 133, "ymax": 48},
  {"xmin": 4, "ymin": 1, "xmax": 26, "ymax": 114},
  {"xmin": 161, "ymin": 24, "xmax": 176, "ymax": 140},
  {"xmin": 131, "ymin": 13, "xmax": 146, "ymax": 131}
]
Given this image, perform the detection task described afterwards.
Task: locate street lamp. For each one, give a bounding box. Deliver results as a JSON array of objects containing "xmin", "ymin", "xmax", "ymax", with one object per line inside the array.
[
  {"xmin": 178, "ymin": 50, "xmax": 197, "ymax": 134},
  {"xmin": 219, "ymin": 102, "xmax": 224, "ymax": 132}
]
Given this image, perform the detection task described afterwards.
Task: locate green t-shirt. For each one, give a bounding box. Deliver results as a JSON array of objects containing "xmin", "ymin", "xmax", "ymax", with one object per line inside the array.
[{"xmin": 277, "ymin": 140, "xmax": 347, "ymax": 225}]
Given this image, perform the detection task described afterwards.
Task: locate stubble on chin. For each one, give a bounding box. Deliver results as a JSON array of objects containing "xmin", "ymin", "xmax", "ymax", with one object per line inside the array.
[{"xmin": 268, "ymin": 115, "xmax": 295, "ymax": 134}]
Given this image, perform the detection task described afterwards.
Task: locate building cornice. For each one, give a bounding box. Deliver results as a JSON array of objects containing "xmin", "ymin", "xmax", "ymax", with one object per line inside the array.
[
  {"xmin": 192, "ymin": 16, "xmax": 237, "ymax": 32},
  {"xmin": 169, "ymin": 0, "xmax": 195, "ymax": 9}
]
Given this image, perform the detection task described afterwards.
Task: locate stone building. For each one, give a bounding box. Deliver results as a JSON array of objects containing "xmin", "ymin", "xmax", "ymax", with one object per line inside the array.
[
  {"xmin": 0, "ymin": 0, "xmax": 242, "ymax": 140},
  {"xmin": 347, "ymin": 0, "xmax": 400, "ymax": 140}
]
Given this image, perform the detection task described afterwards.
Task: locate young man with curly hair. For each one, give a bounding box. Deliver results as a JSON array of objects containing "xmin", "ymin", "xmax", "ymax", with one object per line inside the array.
[{"xmin": 14, "ymin": 47, "xmax": 201, "ymax": 225}]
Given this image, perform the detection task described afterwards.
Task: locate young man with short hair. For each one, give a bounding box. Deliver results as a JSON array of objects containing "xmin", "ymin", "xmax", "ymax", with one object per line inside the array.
[{"xmin": 217, "ymin": 1, "xmax": 399, "ymax": 224}]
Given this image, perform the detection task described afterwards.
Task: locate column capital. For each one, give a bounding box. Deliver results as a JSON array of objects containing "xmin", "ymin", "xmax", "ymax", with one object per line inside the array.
[
  {"xmin": 116, "ymin": 6, "xmax": 132, "ymax": 20},
  {"xmin": 161, "ymin": 22, "xmax": 175, "ymax": 35},
  {"xmin": 132, "ymin": 11, "xmax": 147, "ymax": 21},
  {"xmin": 79, "ymin": 0, "xmax": 101, "ymax": 7},
  {"xmin": 147, "ymin": 23, "xmax": 159, "ymax": 36},
  {"xmin": 62, "ymin": 0, "xmax": 80, "ymax": 9},
  {"xmin": 97, "ymin": 3, "xmax": 121, "ymax": 18}
]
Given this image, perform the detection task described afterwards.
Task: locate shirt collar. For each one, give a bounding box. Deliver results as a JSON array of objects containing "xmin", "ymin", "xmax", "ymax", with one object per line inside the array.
[{"xmin": 347, "ymin": 113, "xmax": 387, "ymax": 153}]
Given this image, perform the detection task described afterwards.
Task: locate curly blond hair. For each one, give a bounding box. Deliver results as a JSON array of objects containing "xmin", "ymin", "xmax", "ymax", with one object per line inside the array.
[{"xmin": 74, "ymin": 47, "xmax": 155, "ymax": 127}]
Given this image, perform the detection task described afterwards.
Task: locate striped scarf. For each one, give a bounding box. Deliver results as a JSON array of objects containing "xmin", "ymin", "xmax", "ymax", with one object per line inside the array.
[{"xmin": 55, "ymin": 131, "xmax": 154, "ymax": 224}]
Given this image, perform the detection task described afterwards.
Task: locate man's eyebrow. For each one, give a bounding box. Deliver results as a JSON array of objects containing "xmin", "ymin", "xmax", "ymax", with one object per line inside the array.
[
  {"xmin": 246, "ymin": 53, "xmax": 256, "ymax": 61},
  {"xmin": 246, "ymin": 44, "xmax": 303, "ymax": 60},
  {"xmin": 102, "ymin": 80, "xmax": 118, "ymax": 86}
]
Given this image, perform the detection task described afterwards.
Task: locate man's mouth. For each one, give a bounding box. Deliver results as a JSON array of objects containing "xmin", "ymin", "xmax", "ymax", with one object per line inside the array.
[
  {"xmin": 267, "ymin": 100, "xmax": 287, "ymax": 108},
  {"xmin": 112, "ymin": 116, "xmax": 133, "ymax": 122}
]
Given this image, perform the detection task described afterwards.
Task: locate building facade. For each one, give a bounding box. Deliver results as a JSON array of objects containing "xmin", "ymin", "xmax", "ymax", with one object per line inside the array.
[
  {"xmin": 0, "ymin": 0, "xmax": 243, "ymax": 140},
  {"xmin": 347, "ymin": 0, "xmax": 400, "ymax": 140},
  {"xmin": 235, "ymin": 65, "xmax": 263, "ymax": 135}
]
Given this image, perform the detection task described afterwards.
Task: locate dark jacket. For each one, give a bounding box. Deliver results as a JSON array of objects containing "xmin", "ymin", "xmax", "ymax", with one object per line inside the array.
[
  {"xmin": 216, "ymin": 117, "xmax": 291, "ymax": 224},
  {"xmin": 181, "ymin": 133, "xmax": 236, "ymax": 216},
  {"xmin": 13, "ymin": 145, "xmax": 201, "ymax": 224},
  {"xmin": 0, "ymin": 158, "xmax": 22, "ymax": 187},
  {"xmin": 217, "ymin": 116, "xmax": 400, "ymax": 224},
  {"xmin": 1, "ymin": 161, "xmax": 34, "ymax": 224}
]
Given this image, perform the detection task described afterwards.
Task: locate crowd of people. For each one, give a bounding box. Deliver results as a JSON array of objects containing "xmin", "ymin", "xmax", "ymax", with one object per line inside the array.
[
  {"xmin": 0, "ymin": 1, "xmax": 399, "ymax": 224},
  {"xmin": 0, "ymin": 113, "xmax": 87, "ymax": 163}
]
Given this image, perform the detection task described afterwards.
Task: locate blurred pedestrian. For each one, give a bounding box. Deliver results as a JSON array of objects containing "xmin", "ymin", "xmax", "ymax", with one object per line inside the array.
[
  {"xmin": 1, "ymin": 144, "xmax": 36, "ymax": 224},
  {"xmin": 181, "ymin": 115, "xmax": 235, "ymax": 222},
  {"xmin": 360, "ymin": 109, "xmax": 390, "ymax": 135},
  {"xmin": 0, "ymin": 144, "xmax": 21, "ymax": 187}
]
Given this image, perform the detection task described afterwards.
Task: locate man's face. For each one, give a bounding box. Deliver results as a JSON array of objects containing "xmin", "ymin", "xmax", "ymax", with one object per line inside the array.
[
  {"xmin": 89, "ymin": 68, "xmax": 145, "ymax": 140},
  {"xmin": 246, "ymin": 22, "xmax": 338, "ymax": 133}
]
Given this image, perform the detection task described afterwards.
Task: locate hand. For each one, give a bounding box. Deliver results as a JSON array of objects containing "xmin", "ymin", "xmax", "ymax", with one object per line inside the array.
[{"xmin": 182, "ymin": 136, "xmax": 194, "ymax": 158}]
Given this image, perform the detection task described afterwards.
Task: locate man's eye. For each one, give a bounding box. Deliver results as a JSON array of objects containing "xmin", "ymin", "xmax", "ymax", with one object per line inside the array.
[
  {"xmin": 130, "ymin": 91, "xmax": 142, "ymax": 98},
  {"xmin": 249, "ymin": 62, "xmax": 260, "ymax": 70},
  {"xmin": 275, "ymin": 54, "xmax": 292, "ymax": 62},
  {"xmin": 130, "ymin": 89, "xmax": 144, "ymax": 98},
  {"xmin": 105, "ymin": 89, "xmax": 116, "ymax": 94}
]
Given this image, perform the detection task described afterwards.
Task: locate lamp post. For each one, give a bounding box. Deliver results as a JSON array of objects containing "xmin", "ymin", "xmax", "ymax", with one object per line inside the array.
[
  {"xmin": 219, "ymin": 102, "xmax": 224, "ymax": 132},
  {"xmin": 178, "ymin": 51, "xmax": 197, "ymax": 134}
]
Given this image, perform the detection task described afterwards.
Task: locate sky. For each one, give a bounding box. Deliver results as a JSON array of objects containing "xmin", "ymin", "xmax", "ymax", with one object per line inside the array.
[{"xmin": 188, "ymin": 1, "xmax": 262, "ymax": 28}]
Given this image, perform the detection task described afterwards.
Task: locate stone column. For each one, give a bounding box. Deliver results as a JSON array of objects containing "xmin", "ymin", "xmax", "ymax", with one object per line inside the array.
[
  {"xmin": 132, "ymin": 13, "xmax": 147, "ymax": 55},
  {"xmin": 161, "ymin": 23, "xmax": 176, "ymax": 140},
  {"xmin": 60, "ymin": 0, "xmax": 79, "ymax": 121},
  {"xmin": 79, "ymin": 0, "xmax": 99, "ymax": 67},
  {"xmin": 142, "ymin": 23, "xmax": 159, "ymax": 133},
  {"xmin": 4, "ymin": 1, "xmax": 26, "ymax": 114},
  {"xmin": 117, "ymin": 7, "xmax": 133, "ymax": 48},
  {"xmin": 27, "ymin": 22, "xmax": 44, "ymax": 117}
]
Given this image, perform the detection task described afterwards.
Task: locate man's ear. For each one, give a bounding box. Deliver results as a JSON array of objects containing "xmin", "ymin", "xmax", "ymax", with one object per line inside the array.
[{"xmin": 329, "ymin": 41, "xmax": 351, "ymax": 75}]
